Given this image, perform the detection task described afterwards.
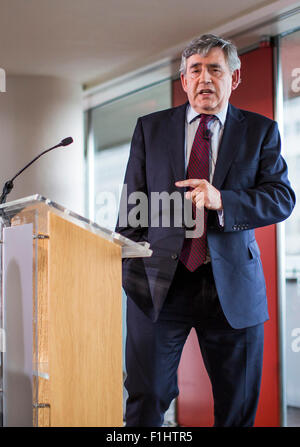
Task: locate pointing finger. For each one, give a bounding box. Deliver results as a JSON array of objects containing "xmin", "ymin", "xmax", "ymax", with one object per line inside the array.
[{"xmin": 175, "ymin": 179, "xmax": 206, "ymax": 188}]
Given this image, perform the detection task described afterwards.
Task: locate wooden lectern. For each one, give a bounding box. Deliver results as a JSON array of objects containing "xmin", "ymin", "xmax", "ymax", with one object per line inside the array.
[{"xmin": 0, "ymin": 195, "xmax": 152, "ymax": 427}]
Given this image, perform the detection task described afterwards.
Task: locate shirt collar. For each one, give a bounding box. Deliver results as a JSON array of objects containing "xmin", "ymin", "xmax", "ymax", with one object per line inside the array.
[{"xmin": 187, "ymin": 103, "xmax": 228, "ymax": 126}]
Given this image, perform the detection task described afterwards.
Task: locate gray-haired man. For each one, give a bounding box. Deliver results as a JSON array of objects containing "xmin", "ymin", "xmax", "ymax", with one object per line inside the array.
[{"xmin": 116, "ymin": 34, "xmax": 295, "ymax": 427}]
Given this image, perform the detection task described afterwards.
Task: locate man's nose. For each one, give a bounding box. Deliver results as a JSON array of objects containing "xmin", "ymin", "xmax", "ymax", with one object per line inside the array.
[{"xmin": 199, "ymin": 68, "xmax": 211, "ymax": 84}]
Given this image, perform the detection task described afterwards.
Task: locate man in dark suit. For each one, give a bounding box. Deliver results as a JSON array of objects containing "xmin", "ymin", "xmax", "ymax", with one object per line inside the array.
[{"xmin": 116, "ymin": 34, "xmax": 295, "ymax": 427}]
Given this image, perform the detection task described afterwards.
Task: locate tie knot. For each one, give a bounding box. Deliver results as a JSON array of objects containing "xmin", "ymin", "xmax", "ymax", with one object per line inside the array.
[{"xmin": 200, "ymin": 114, "xmax": 215, "ymax": 125}]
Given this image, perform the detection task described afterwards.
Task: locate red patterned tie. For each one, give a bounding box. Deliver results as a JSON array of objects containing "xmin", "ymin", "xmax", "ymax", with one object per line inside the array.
[{"xmin": 180, "ymin": 114, "xmax": 214, "ymax": 272}]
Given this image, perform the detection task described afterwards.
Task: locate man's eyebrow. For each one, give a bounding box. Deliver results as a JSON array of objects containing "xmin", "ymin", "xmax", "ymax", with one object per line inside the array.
[
  {"xmin": 208, "ymin": 63, "xmax": 222, "ymax": 69},
  {"xmin": 188, "ymin": 62, "xmax": 222, "ymax": 70},
  {"xmin": 189, "ymin": 62, "xmax": 201, "ymax": 70}
]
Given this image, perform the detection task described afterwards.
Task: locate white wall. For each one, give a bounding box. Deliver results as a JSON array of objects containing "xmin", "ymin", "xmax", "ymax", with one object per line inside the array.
[{"xmin": 0, "ymin": 75, "xmax": 84, "ymax": 215}]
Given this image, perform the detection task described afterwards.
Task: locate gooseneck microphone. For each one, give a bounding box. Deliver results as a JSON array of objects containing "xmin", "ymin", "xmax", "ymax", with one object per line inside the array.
[{"xmin": 0, "ymin": 137, "xmax": 73, "ymax": 204}]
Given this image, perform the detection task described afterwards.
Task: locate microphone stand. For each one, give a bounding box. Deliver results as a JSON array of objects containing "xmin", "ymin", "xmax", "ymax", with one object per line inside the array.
[
  {"xmin": 0, "ymin": 137, "xmax": 73, "ymax": 225},
  {"xmin": 0, "ymin": 180, "xmax": 14, "ymax": 206}
]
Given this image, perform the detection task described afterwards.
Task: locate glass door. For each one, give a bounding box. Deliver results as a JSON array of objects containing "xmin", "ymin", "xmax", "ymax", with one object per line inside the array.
[
  {"xmin": 84, "ymin": 78, "xmax": 173, "ymax": 424},
  {"xmin": 280, "ymin": 28, "xmax": 300, "ymax": 427}
]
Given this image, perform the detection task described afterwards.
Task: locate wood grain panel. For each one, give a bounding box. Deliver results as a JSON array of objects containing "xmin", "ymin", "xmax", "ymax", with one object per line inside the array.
[{"xmin": 48, "ymin": 212, "xmax": 123, "ymax": 427}]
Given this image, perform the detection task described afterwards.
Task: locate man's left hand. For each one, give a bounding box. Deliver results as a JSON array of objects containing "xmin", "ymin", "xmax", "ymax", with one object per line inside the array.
[{"xmin": 175, "ymin": 179, "xmax": 223, "ymax": 211}]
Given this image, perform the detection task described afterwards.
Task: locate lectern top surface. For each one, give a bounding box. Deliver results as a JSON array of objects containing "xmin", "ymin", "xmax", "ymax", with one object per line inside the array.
[{"xmin": 0, "ymin": 194, "xmax": 152, "ymax": 258}]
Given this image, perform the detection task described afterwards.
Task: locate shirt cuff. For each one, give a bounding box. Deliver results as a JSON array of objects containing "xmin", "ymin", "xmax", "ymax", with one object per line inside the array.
[{"xmin": 217, "ymin": 209, "xmax": 224, "ymax": 227}]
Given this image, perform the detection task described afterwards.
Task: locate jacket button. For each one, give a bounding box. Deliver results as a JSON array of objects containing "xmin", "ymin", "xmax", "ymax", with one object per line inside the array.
[{"xmin": 171, "ymin": 253, "xmax": 178, "ymax": 260}]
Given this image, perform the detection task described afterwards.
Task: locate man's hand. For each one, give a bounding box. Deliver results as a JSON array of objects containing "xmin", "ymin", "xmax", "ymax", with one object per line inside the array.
[{"xmin": 175, "ymin": 179, "xmax": 223, "ymax": 211}]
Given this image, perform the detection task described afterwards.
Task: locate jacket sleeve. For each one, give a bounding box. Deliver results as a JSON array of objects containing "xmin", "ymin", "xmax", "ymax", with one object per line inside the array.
[{"xmin": 220, "ymin": 121, "xmax": 296, "ymax": 232}]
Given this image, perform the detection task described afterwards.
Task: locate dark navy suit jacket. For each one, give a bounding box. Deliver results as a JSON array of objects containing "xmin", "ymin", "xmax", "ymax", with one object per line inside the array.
[{"xmin": 116, "ymin": 102, "xmax": 295, "ymax": 329}]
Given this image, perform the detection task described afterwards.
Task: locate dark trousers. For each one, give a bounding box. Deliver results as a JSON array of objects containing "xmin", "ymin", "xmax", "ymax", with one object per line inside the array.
[{"xmin": 125, "ymin": 261, "xmax": 264, "ymax": 427}]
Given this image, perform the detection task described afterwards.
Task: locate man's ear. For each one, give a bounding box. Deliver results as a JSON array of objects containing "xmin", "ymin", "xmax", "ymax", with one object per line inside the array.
[
  {"xmin": 231, "ymin": 69, "xmax": 241, "ymax": 91},
  {"xmin": 180, "ymin": 73, "xmax": 188, "ymax": 93}
]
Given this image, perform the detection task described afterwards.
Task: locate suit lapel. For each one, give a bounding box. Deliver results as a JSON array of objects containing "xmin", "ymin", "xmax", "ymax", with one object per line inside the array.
[
  {"xmin": 212, "ymin": 103, "xmax": 246, "ymax": 189},
  {"xmin": 165, "ymin": 102, "xmax": 246, "ymax": 188},
  {"xmin": 166, "ymin": 102, "xmax": 187, "ymax": 182}
]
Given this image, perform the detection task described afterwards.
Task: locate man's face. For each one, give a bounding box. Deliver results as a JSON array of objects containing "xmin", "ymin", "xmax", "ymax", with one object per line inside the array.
[{"xmin": 180, "ymin": 47, "xmax": 240, "ymax": 114}]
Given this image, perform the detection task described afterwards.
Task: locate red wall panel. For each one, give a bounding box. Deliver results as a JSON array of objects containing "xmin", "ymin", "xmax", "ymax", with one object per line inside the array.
[{"xmin": 174, "ymin": 44, "xmax": 281, "ymax": 427}]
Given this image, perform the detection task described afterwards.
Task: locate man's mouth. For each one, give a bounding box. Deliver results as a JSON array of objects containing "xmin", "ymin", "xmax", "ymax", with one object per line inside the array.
[{"xmin": 198, "ymin": 89, "xmax": 214, "ymax": 95}]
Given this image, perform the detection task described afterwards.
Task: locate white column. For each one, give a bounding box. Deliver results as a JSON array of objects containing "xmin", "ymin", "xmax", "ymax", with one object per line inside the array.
[{"xmin": 0, "ymin": 75, "xmax": 84, "ymax": 215}]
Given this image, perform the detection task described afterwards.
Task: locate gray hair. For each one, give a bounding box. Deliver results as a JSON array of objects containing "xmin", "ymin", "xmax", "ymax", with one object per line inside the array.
[{"xmin": 180, "ymin": 34, "xmax": 241, "ymax": 75}]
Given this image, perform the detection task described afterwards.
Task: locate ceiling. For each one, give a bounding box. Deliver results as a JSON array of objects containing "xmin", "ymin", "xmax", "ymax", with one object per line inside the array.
[{"xmin": 0, "ymin": 0, "xmax": 299, "ymax": 89}]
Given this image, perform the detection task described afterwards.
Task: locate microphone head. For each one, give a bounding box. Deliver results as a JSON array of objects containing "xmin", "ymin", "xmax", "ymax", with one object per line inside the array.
[{"xmin": 60, "ymin": 137, "xmax": 73, "ymax": 146}]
